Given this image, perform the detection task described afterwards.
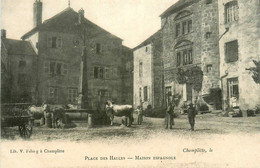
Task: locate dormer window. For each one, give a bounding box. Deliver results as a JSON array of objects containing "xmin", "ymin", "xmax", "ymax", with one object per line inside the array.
[
  {"xmin": 225, "ymin": 1, "xmax": 238, "ymax": 23},
  {"xmin": 174, "ymin": 11, "xmax": 192, "ymax": 37}
]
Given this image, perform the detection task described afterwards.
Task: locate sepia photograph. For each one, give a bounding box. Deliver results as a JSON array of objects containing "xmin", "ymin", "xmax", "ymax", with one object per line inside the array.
[{"xmin": 1, "ymin": 0, "xmax": 260, "ymax": 167}]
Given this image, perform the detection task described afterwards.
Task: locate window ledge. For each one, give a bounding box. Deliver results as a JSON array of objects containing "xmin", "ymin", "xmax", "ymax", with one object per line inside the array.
[
  {"xmin": 225, "ymin": 60, "xmax": 238, "ymax": 64},
  {"xmin": 224, "ymin": 21, "xmax": 238, "ymax": 28},
  {"xmin": 175, "ymin": 31, "xmax": 194, "ymax": 39}
]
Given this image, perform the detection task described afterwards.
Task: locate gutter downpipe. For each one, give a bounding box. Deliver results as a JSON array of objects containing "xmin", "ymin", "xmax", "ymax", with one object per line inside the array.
[{"xmin": 219, "ymin": 27, "xmax": 230, "ymax": 110}]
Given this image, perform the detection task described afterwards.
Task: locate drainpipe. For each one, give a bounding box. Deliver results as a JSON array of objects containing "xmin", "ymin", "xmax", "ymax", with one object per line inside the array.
[
  {"xmin": 220, "ymin": 71, "xmax": 229, "ymax": 110},
  {"xmin": 219, "ymin": 27, "xmax": 229, "ymax": 110},
  {"xmin": 219, "ymin": 27, "xmax": 229, "ymax": 41}
]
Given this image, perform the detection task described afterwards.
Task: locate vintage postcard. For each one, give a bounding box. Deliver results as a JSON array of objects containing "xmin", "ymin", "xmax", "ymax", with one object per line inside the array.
[{"xmin": 1, "ymin": 0, "xmax": 260, "ymax": 167}]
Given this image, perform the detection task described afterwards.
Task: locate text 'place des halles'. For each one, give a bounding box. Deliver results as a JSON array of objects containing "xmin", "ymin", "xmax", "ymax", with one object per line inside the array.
[{"xmin": 1, "ymin": 0, "xmax": 260, "ymax": 140}]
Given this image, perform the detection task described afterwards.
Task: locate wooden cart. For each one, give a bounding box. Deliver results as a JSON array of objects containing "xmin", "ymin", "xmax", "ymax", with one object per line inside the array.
[{"xmin": 1, "ymin": 103, "xmax": 34, "ymax": 139}]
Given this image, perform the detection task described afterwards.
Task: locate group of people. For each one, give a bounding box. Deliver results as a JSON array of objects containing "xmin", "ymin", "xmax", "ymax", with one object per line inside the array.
[
  {"xmin": 165, "ymin": 95, "xmax": 197, "ymax": 131},
  {"xmin": 136, "ymin": 95, "xmax": 198, "ymax": 131}
]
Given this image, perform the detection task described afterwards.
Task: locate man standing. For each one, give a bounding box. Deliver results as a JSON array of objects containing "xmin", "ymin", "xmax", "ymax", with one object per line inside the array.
[
  {"xmin": 187, "ymin": 101, "xmax": 196, "ymax": 131},
  {"xmin": 137, "ymin": 106, "xmax": 143, "ymax": 125},
  {"xmin": 165, "ymin": 95, "xmax": 175, "ymax": 129}
]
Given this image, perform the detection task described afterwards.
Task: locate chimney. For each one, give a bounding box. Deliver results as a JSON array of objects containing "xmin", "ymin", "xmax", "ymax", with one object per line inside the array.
[
  {"xmin": 1, "ymin": 29, "xmax": 6, "ymax": 38},
  {"xmin": 78, "ymin": 8, "xmax": 85, "ymax": 24},
  {"xmin": 33, "ymin": 0, "xmax": 42, "ymax": 27}
]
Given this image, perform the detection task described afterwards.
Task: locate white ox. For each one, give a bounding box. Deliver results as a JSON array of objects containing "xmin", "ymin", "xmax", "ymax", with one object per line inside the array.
[
  {"xmin": 105, "ymin": 101, "xmax": 133, "ymax": 126},
  {"xmin": 28, "ymin": 104, "xmax": 66, "ymax": 128},
  {"xmin": 28, "ymin": 104, "xmax": 48, "ymax": 119}
]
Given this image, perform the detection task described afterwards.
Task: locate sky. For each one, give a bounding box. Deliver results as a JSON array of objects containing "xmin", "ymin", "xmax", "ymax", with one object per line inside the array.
[{"xmin": 1, "ymin": 0, "xmax": 178, "ymax": 48}]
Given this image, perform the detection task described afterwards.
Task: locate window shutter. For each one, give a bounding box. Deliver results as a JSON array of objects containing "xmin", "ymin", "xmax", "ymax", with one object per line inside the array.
[
  {"xmin": 47, "ymin": 36, "xmax": 52, "ymax": 48},
  {"xmin": 62, "ymin": 63, "xmax": 68, "ymax": 75},
  {"xmin": 105, "ymin": 67, "xmax": 110, "ymax": 79},
  {"xmin": 57, "ymin": 37, "xmax": 62, "ymax": 48},
  {"xmin": 50, "ymin": 62, "xmax": 56, "ymax": 75},
  {"xmin": 44, "ymin": 62, "xmax": 50, "ymax": 73},
  {"xmin": 114, "ymin": 67, "xmax": 118, "ymax": 78}
]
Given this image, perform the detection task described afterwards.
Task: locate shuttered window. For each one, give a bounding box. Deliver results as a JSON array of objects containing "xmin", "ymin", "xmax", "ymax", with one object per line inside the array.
[
  {"xmin": 225, "ymin": 40, "xmax": 238, "ymax": 63},
  {"xmin": 47, "ymin": 35, "xmax": 62, "ymax": 48},
  {"xmin": 56, "ymin": 63, "xmax": 62, "ymax": 75},
  {"xmin": 143, "ymin": 86, "xmax": 148, "ymax": 102},
  {"xmin": 50, "ymin": 62, "xmax": 56, "ymax": 74},
  {"xmin": 63, "ymin": 64, "xmax": 68, "ymax": 75}
]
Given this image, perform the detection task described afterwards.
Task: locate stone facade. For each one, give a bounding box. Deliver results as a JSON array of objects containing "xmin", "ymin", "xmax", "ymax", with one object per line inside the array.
[
  {"xmin": 121, "ymin": 46, "xmax": 134, "ymax": 105},
  {"xmin": 1, "ymin": 31, "xmax": 37, "ymax": 103},
  {"xmin": 161, "ymin": 0, "xmax": 220, "ymax": 108},
  {"xmin": 133, "ymin": 30, "xmax": 164, "ymax": 110},
  {"xmin": 218, "ymin": 0, "xmax": 260, "ymax": 111},
  {"xmin": 21, "ymin": 3, "xmax": 133, "ymax": 109}
]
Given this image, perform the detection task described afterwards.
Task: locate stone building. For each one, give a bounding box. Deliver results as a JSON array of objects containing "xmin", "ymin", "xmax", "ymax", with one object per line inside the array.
[
  {"xmin": 21, "ymin": 1, "xmax": 133, "ymax": 108},
  {"xmin": 121, "ymin": 46, "xmax": 134, "ymax": 105},
  {"xmin": 160, "ymin": 0, "xmax": 221, "ymax": 109},
  {"xmin": 1, "ymin": 30, "xmax": 37, "ymax": 103},
  {"xmin": 133, "ymin": 30, "xmax": 164, "ymax": 110},
  {"xmin": 218, "ymin": 0, "xmax": 260, "ymax": 112}
]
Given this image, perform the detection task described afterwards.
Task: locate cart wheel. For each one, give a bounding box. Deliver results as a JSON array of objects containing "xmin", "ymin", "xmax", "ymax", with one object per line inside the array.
[{"xmin": 18, "ymin": 121, "xmax": 33, "ymax": 139}]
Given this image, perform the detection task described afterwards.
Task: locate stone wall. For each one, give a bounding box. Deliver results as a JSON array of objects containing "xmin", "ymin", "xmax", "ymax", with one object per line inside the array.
[
  {"xmin": 9, "ymin": 53, "xmax": 37, "ymax": 103},
  {"xmin": 219, "ymin": 0, "xmax": 260, "ymax": 111},
  {"xmin": 161, "ymin": 0, "xmax": 219, "ymax": 106},
  {"xmin": 31, "ymin": 29, "xmax": 130, "ymax": 109},
  {"xmin": 133, "ymin": 44, "xmax": 152, "ymax": 109},
  {"xmin": 152, "ymin": 33, "xmax": 164, "ymax": 108}
]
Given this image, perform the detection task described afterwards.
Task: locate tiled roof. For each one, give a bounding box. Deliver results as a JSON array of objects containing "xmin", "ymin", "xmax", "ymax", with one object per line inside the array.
[
  {"xmin": 21, "ymin": 7, "xmax": 122, "ymax": 41},
  {"xmin": 1, "ymin": 38, "xmax": 36, "ymax": 56}
]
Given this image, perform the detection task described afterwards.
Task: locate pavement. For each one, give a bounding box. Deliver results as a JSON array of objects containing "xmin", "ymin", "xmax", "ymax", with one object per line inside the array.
[
  {"xmin": 2, "ymin": 113, "xmax": 259, "ymax": 142},
  {"xmin": 1, "ymin": 113, "xmax": 260, "ymax": 168}
]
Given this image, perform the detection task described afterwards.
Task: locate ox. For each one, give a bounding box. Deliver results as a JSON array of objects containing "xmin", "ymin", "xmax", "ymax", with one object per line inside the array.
[
  {"xmin": 28, "ymin": 104, "xmax": 48, "ymax": 119},
  {"xmin": 28, "ymin": 104, "xmax": 66, "ymax": 128},
  {"xmin": 46, "ymin": 105, "xmax": 66, "ymax": 129},
  {"xmin": 105, "ymin": 101, "xmax": 133, "ymax": 126}
]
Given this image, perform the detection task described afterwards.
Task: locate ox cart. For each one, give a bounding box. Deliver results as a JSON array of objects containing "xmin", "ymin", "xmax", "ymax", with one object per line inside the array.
[{"xmin": 1, "ymin": 103, "xmax": 34, "ymax": 139}]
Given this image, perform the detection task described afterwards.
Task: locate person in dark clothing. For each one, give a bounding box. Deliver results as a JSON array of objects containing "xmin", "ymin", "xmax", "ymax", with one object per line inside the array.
[
  {"xmin": 187, "ymin": 101, "xmax": 197, "ymax": 131},
  {"xmin": 137, "ymin": 106, "xmax": 143, "ymax": 125},
  {"xmin": 165, "ymin": 96, "xmax": 175, "ymax": 129}
]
